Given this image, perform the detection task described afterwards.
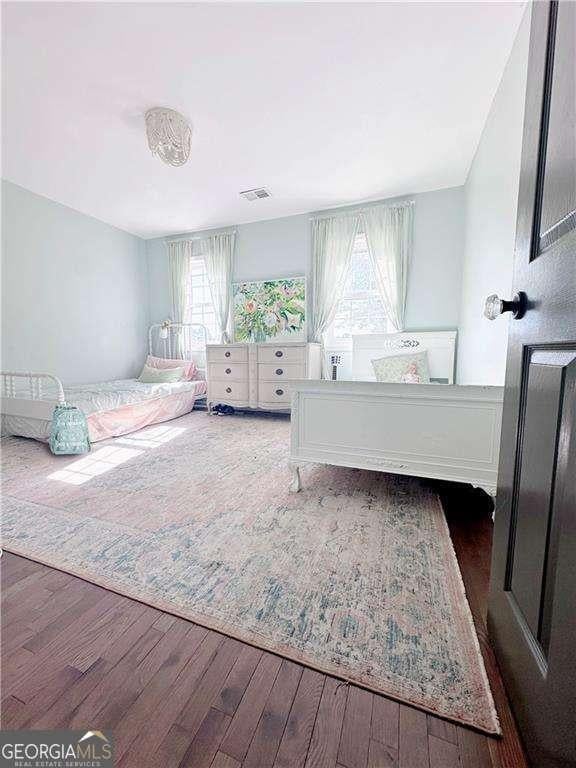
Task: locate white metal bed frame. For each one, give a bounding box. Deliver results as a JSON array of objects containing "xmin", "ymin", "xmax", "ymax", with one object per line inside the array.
[
  {"xmin": 148, "ymin": 321, "xmax": 208, "ymax": 366},
  {"xmin": 1, "ymin": 372, "xmax": 66, "ymax": 416},
  {"xmin": 1, "ymin": 322, "xmax": 208, "ymax": 426}
]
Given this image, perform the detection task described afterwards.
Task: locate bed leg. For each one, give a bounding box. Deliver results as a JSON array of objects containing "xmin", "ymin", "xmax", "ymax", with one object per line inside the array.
[
  {"xmin": 474, "ymin": 484, "xmax": 497, "ymax": 519},
  {"xmin": 289, "ymin": 462, "xmax": 302, "ymax": 493},
  {"xmin": 487, "ymin": 487, "xmax": 497, "ymax": 521}
]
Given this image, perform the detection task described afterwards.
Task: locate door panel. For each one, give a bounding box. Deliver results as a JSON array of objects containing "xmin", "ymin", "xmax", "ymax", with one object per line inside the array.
[
  {"xmin": 539, "ymin": 1, "xmax": 576, "ymax": 247},
  {"xmin": 488, "ymin": 2, "xmax": 576, "ymax": 766},
  {"xmin": 508, "ymin": 349, "xmax": 576, "ymax": 644}
]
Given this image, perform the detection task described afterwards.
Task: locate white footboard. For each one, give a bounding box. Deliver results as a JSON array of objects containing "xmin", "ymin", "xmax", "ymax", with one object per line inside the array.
[
  {"xmin": 1, "ymin": 372, "xmax": 65, "ymax": 420},
  {"xmin": 290, "ymin": 380, "xmax": 504, "ymax": 495}
]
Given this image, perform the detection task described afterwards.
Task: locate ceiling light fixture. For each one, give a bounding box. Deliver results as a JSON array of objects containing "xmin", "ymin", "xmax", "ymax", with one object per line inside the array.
[{"xmin": 145, "ymin": 107, "xmax": 191, "ymax": 167}]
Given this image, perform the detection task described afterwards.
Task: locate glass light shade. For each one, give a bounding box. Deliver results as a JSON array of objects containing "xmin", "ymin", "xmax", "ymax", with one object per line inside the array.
[{"xmin": 145, "ymin": 108, "xmax": 191, "ymax": 167}]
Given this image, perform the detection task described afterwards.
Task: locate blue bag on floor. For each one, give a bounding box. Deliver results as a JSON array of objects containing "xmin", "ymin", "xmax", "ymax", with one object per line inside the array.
[{"xmin": 49, "ymin": 404, "xmax": 91, "ymax": 455}]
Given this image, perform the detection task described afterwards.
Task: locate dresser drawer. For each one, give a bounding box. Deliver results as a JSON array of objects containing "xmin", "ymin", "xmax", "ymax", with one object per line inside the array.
[
  {"xmin": 258, "ymin": 363, "xmax": 305, "ymax": 381},
  {"xmin": 258, "ymin": 345, "xmax": 306, "ymax": 364},
  {"xmin": 206, "ymin": 345, "xmax": 248, "ymax": 363},
  {"xmin": 208, "ymin": 362, "xmax": 248, "ymax": 382},
  {"xmin": 258, "ymin": 381, "xmax": 292, "ymax": 406},
  {"xmin": 209, "ymin": 380, "xmax": 249, "ymax": 402}
]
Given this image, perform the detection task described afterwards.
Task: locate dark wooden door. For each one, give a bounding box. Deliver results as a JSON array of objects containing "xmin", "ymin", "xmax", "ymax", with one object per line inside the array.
[{"xmin": 488, "ymin": 2, "xmax": 576, "ymax": 766}]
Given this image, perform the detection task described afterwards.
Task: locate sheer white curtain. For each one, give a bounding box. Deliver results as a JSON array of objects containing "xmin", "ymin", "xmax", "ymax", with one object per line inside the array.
[
  {"xmin": 167, "ymin": 239, "xmax": 192, "ymax": 356},
  {"xmin": 361, "ymin": 202, "xmax": 414, "ymax": 331},
  {"xmin": 168, "ymin": 239, "xmax": 192, "ymax": 324},
  {"xmin": 310, "ymin": 214, "xmax": 360, "ymax": 343},
  {"xmin": 202, "ymin": 232, "xmax": 235, "ymax": 343}
]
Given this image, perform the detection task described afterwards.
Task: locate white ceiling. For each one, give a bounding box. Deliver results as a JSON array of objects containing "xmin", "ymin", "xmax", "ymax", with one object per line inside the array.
[{"xmin": 3, "ymin": 2, "xmax": 525, "ymax": 239}]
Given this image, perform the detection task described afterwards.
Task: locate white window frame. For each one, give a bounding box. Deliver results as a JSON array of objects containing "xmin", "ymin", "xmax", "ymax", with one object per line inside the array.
[
  {"xmin": 325, "ymin": 231, "xmax": 393, "ymax": 350},
  {"xmin": 186, "ymin": 255, "xmax": 219, "ymax": 342}
]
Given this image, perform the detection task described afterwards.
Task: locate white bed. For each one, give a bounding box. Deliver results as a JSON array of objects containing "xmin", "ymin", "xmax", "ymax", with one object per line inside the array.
[
  {"xmin": 352, "ymin": 330, "xmax": 457, "ymax": 383},
  {"xmin": 1, "ymin": 322, "xmax": 207, "ymax": 443},
  {"xmin": 290, "ymin": 331, "xmax": 504, "ymax": 497}
]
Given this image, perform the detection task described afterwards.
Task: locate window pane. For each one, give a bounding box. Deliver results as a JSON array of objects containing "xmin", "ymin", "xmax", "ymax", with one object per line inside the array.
[
  {"xmin": 186, "ymin": 256, "xmax": 219, "ymax": 341},
  {"xmin": 328, "ymin": 232, "xmax": 391, "ymax": 340}
]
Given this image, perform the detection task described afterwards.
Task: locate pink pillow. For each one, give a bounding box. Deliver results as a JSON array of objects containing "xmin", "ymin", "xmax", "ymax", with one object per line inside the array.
[{"xmin": 145, "ymin": 355, "xmax": 197, "ymax": 381}]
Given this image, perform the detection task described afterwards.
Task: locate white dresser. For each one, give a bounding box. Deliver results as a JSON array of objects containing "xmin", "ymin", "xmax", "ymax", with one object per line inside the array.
[{"xmin": 206, "ymin": 342, "xmax": 322, "ymax": 413}]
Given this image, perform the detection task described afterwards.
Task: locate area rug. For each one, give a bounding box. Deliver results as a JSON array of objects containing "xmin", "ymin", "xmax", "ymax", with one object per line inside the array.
[{"xmin": 1, "ymin": 412, "xmax": 499, "ymax": 734}]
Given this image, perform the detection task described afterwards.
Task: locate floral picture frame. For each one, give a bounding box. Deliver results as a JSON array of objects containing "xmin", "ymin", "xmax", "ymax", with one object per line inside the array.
[{"xmin": 233, "ymin": 277, "xmax": 307, "ymax": 343}]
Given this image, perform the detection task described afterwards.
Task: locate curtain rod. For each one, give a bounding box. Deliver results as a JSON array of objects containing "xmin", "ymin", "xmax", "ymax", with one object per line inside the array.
[
  {"xmin": 310, "ymin": 200, "xmax": 414, "ymax": 221},
  {"xmin": 165, "ymin": 229, "xmax": 237, "ymax": 244}
]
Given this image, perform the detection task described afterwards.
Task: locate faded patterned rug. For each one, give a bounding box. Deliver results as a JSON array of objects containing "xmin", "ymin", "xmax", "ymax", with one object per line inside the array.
[{"xmin": 1, "ymin": 412, "xmax": 499, "ymax": 734}]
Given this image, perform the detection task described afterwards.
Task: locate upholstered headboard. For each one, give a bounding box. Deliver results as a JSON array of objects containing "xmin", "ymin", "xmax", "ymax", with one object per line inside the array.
[{"xmin": 352, "ymin": 331, "xmax": 457, "ymax": 384}]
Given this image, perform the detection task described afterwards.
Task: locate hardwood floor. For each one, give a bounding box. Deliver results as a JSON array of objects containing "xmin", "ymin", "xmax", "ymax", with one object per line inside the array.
[{"xmin": 0, "ymin": 483, "xmax": 527, "ymax": 768}]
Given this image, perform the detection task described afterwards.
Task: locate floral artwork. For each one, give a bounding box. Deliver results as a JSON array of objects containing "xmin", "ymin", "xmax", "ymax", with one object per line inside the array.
[{"xmin": 233, "ymin": 277, "xmax": 306, "ymax": 343}]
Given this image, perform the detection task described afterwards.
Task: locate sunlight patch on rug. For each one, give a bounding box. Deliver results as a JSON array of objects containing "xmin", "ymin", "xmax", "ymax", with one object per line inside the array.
[{"xmin": 1, "ymin": 413, "xmax": 499, "ymax": 734}]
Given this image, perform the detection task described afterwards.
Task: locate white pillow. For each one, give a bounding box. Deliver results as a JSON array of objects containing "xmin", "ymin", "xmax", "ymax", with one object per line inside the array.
[
  {"xmin": 371, "ymin": 351, "xmax": 430, "ymax": 383},
  {"xmin": 138, "ymin": 364, "xmax": 186, "ymax": 384}
]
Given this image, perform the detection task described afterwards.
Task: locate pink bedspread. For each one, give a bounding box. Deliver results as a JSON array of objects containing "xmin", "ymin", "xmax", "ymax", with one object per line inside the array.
[{"xmin": 88, "ymin": 381, "xmax": 206, "ymax": 441}]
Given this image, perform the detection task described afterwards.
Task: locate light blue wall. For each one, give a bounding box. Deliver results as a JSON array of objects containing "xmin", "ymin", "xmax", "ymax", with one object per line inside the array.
[
  {"xmin": 1, "ymin": 180, "xmax": 465, "ymax": 388},
  {"xmin": 457, "ymin": 6, "xmax": 531, "ymax": 385},
  {"xmin": 146, "ymin": 214, "xmax": 310, "ymax": 324},
  {"xmin": 405, "ymin": 187, "xmax": 464, "ymax": 330},
  {"xmin": 1, "ymin": 181, "xmax": 149, "ymax": 384},
  {"xmin": 146, "ymin": 185, "xmax": 465, "ymax": 334}
]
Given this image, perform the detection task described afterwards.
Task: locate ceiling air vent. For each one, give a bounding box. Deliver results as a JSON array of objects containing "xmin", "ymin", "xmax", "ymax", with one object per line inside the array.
[{"xmin": 240, "ymin": 187, "xmax": 272, "ymax": 201}]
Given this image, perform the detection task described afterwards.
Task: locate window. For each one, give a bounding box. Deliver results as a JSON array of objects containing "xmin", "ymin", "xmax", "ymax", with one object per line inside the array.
[
  {"xmin": 327, "ymin": 232, "xmax": 392, "ymax": 345},
  {"xmin": 186, "ymin": 257, "xmax": 219, "ymax": 341}
]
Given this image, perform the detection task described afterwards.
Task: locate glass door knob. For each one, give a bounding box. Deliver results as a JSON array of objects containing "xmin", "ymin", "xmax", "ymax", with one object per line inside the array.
[{"xmin": 484, "ymin": 291, "xmax": 527, "ymax": 320}]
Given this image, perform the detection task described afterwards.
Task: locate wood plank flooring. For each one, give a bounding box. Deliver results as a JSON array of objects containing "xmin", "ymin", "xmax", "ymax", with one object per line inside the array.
[{"xmin": 1, "ymin": 482, "xmax": 528, "ymax": 768}]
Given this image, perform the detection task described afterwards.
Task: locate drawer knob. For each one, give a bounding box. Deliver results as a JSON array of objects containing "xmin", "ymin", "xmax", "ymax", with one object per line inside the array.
[
  {"xmin": 275, "ymin": 350, "xmax": 283, "ymax": 358},
  {"xmin": 225, "ymin": 368, "xmax": 231, "ymax": 374},
  {"xmin": 226, "ymin": 387, "xmax": 232, "ymax": 394},
  {"xmin": 225, "ymin": 351, "xmax": 231, "ymax": 358},
  {"xmin": 275, "ymin": 368, "xmax": 283, "ymax": 375},
  {"xmin": 276, "ymin": 389, "xmax": 284, "ymax": 396}
]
